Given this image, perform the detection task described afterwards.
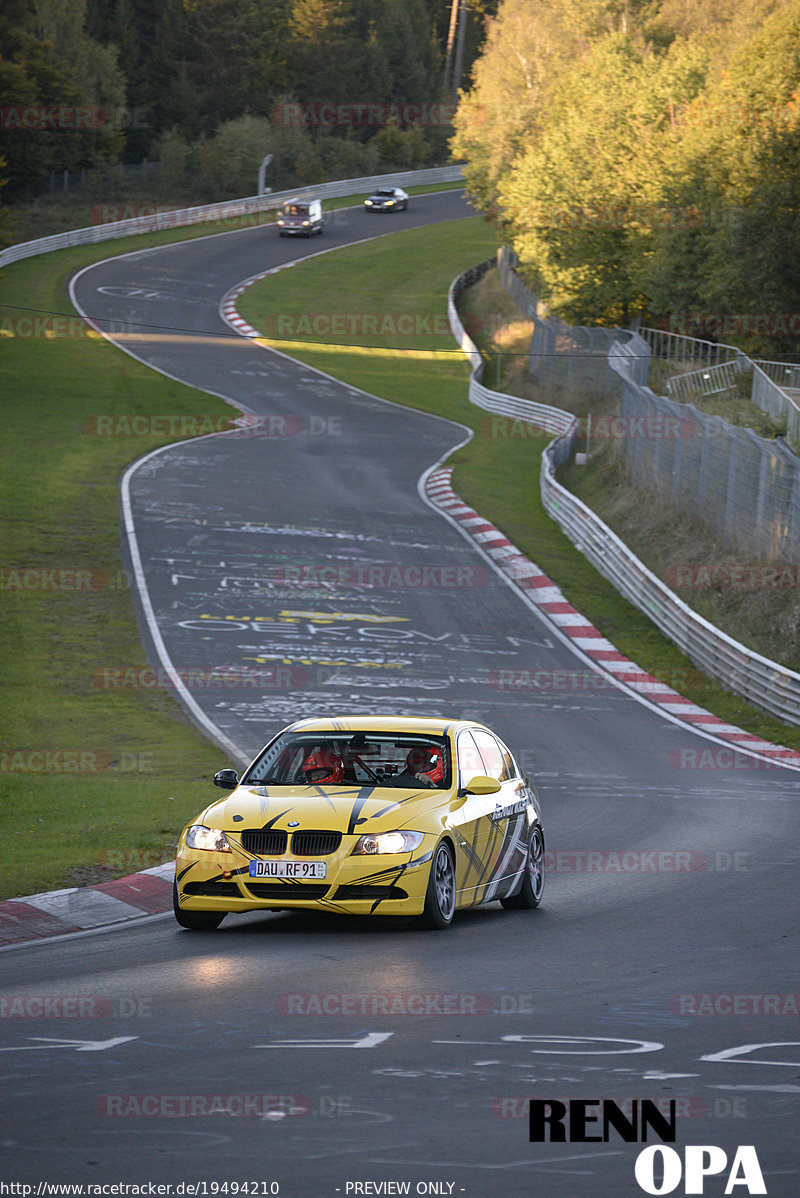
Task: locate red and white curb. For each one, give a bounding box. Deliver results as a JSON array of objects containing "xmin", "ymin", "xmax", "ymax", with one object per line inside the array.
[
  {"xmin": 221, "ymin": 265, "xmax": 295, "ymax": 338},
  {"xmin": 0, "ymin": 864, "xmax": 174, "ymax": 949},
  {"xmin": 424, "ymin": 466, "xmax": 800, "ymax": 771}
]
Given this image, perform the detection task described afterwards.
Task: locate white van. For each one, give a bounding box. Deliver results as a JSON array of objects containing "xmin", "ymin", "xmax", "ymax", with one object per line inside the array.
[{"xmin": 276, "ymin": 198, "xmax": 323, "ymax": 237}]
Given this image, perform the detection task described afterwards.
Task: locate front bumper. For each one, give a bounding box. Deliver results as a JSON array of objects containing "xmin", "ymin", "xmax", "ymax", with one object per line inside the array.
[{"xmin": 175, "ymin": 835, "xmax": 432, "ymax": 917}]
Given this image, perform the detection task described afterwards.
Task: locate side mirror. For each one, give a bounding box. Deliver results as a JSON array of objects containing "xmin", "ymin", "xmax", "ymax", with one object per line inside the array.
[
  {"xmin": 460, "ymin": 774, "xmax": 501, "ymax": 796},
  {"xmin": 213, "ymin": 768, "xmax": 239, "ymax": 791}
]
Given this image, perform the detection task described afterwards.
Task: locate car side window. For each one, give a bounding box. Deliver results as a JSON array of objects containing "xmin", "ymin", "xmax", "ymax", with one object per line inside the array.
[
  {"xmin": 471, "ymin": 730, "xmax": 511, "ymax": 782},
  {"xmin": 497, "ymin": 738, "xmax": 519, "ymax": 781},
  {"xmin": 456, "ymin": 731, "xmax": 485, "ymax": 784}
]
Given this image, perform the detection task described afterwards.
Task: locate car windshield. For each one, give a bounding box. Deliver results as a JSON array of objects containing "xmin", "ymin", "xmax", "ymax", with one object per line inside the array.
[
  {"xmin": 375, "ymin": 190, "xmax": 395, "ymax": 196},
  {"xmin": 243, "ymin": 731, "xmax": 451, "ymax": 789}
]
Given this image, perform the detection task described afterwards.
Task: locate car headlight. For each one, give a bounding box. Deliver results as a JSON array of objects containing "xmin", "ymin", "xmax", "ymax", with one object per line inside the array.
[
  {"xmin": 185, "ymin": 824, "xmax": 232, "ymax": 853},
  {"xmin": 352, "ymin": 830, "xmax": 424, "ymax": 855}
]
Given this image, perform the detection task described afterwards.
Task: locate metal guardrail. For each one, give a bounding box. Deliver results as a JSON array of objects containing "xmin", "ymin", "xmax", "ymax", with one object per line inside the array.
[
  {"xmin": 449, "ymin": 259, "xmax": 800, "ymax": 729},
  {"xmin": 752, "ymin": 360, "xmax": 800, "ymax": 444},
  {"xmin": 639, "ymin": 327, "xmax": 737, "ymax": 369},
  {"xmin": 639, "ymin": 329, "xmax": 800, "ymax": 450},
  {"xmin": 0, "ymin": 166, "xmax": 465, "ymax": 269},
  {"xmin": 541, "ymin": 450, "xmax": 800, "ymax": 726},
  {"xmin": 665, "ymin": 356, "xmax": 748, "ymax": 402},
  {"xmin": 448, "ymin": 261, "xmax": 576, "ymax": 439}
]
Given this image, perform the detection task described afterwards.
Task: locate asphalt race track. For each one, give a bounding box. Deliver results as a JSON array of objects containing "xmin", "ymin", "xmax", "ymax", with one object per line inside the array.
[{"xmin": 2, "ymin": 191, "xmax": 799, "ymax": 1198}]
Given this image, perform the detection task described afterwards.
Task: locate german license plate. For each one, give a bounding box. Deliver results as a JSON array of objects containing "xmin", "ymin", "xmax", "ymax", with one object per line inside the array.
[{"xmin": 249, "ymin": 860, "xmax": 327, "ymax": 879}]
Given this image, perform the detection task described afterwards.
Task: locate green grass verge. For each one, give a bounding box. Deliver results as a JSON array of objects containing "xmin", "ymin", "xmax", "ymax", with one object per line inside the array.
[
  {"xmin": 0, "ymin": 239, "xmax": 244, "ymax": 900},
  {"xmin": 0, "ymin": 184, "xmax": 462, "ymax": 902},
  {"xmin": 239, "ymin": 218, "xmax": 800, "ymax": 754}
]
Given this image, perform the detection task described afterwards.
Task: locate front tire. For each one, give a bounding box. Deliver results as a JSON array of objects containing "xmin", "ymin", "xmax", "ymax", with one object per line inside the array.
[
  {"xmin": 501, "ymin": 826, "xmax": 545, "ymax": 910},
  {"xmin": 173, "ymin": 880, "xmax": 226, "ymax": 930},
  {"xmin": 420, "ymin": 841, "xmax": 456, "ymax": 930}
]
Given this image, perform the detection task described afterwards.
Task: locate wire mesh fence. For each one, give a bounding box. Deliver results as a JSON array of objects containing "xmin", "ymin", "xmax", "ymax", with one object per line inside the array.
[
  {"xmin": 497, "ymin": 247, "xmax": 619, "ymax": 392},
  {"xmin": 617, "ymin": 380, "xmax": 800, "ymax": 562},
  {"xmin": 454, "ymin": 255, "xmax": 800, "ymax": 727},
  {"xmin": 496, "ymin": 248, "xmax": 800, "ymax": 564}
]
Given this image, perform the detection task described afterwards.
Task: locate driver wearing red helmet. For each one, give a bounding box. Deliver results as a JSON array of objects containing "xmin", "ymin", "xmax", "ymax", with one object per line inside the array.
[
  {"xmin": 403, "ymin": 745, "xmax": 444, "ymax": 788},
  {"xmin": 301, "ymin": 747, "xmax": 344, "ymax": 785}
]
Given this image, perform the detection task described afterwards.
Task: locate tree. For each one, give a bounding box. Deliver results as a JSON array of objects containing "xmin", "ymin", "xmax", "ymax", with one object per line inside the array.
[
  {"xmin": 195, "ymin": 114, "xmax": 275, "ymax": 197},
  {"xmin": 449, "ymin": 0, "xmax": 637, "ymax": 211},
  {"xmin": 453, "ymin": 0, "xmax": 800, "ymax": 339},
  {"xmin": 0, "ymin": 0, "xmax": 126, "ymax": 197},
  {"xmin": 498, "ymin": 32, "xmax": 707, "ymax": 323},
  {"xmin": 644, "ymin": 0, "xmax": 800, "ymax": 337}
]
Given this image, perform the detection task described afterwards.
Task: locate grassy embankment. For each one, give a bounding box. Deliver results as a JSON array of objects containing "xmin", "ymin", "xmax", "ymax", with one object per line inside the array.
[
  {"xmin": 460, "ymin": 268, "xmax": 800, "ymax": 673},
  {"xmin": 0, "ymin": 229, "xmax": 245, "ymax": 899}
]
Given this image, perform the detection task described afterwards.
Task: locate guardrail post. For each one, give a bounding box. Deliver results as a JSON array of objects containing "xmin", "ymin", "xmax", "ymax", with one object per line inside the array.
[{"xmin": 724, "ymin": 430, "xmax": 738, "ymax": 545}]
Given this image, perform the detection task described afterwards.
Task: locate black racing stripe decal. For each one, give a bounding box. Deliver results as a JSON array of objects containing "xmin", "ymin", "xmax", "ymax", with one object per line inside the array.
[
  {"xmin": 473, "ymin": 821, "xmax": 505, "ymax": 889},
  {"xmin": 369, "ymin": 865, "xmax": 408, "ymax": 914},
  {"xmin": 347, "ymin": 863, "xmax": 408, "ymax": 887},
  {"xmin": 346, "ymin": 785, "xmax": 381, "ymax": 835},
  {"xmin": 312, "ymin": 783, "xmax": 369, "ymax": 809},
  {"xmin": 479, "ymin": 816, "xmax": 527, "ymax": 900},
  {"xmin": 459, "ymin": 839, "xmax": 485, "ymax": 884},
  {"xmin": 259, "ymin": 808, "xmax": 293, "ymax": 830}
]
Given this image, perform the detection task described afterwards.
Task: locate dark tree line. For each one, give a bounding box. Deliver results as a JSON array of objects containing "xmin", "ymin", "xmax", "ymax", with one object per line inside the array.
[{"xmin": 0, "ymin": 0, "xmax": 495, "ymax": 201}]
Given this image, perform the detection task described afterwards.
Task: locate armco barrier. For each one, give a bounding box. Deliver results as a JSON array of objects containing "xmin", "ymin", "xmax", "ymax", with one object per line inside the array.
[
  {"xmin": 448, "ymin": 260, "xmax": 577, "ymax": 440},
  {"xmin": 449, "ymin": 259, "xmax": 800, "ymax": 729},
  {"xmin": 0, "ymin": 166, "xmax": 464, "ymax": 269}
]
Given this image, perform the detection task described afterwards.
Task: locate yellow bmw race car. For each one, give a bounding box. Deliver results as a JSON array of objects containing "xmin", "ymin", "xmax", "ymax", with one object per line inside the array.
[{"xmin": 173, "ymin": 716, "xmax": 544, "ymax": 931}]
